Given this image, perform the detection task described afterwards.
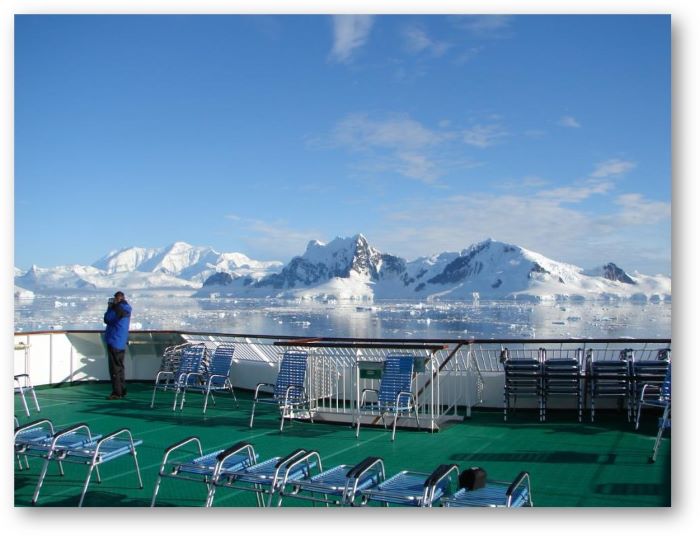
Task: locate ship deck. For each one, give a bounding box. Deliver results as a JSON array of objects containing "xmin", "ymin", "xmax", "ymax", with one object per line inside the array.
[{"xmin": 14, "ymin": 381, "xmax": 671, "ymax": 508}]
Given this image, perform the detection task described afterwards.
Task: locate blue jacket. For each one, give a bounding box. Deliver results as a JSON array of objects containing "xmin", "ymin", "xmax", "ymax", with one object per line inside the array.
[{"xmin": 104, "ymin": 301, "xmax": 132, "ymax": 350}]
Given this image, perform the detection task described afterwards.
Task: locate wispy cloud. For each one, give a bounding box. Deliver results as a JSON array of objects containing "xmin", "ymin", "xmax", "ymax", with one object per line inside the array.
[
  {"xmin": 454, "ymin": 15, "xmax": 514, "ymax": 39},
  {"xmin": 329, "ymin": 15, "xmax": 374, "ymax": 63},
  {"xmin": 591, "ymin": 158, "xmax": 637, "ymax": 178},
  {"xmin": 226, "ymin": 215, "xmax": 321, "ymax": 261},
  {"xmin": 612, "ymin": 193, "xmax": 671, "ymax": 225},
  {"xmin": 332, "ymin": 113, "xmax": 445, "ymax": 151},
  {"xmin": 402, "ymin": 25, "xmax": 451, "ymax": 57},
  {"xmin": 462, "ymin": 123, "xmax": 509, "ymax": 148},
  {"xmin": 558, "ymin": 115, "xmax": 581, "ymax": 128}
]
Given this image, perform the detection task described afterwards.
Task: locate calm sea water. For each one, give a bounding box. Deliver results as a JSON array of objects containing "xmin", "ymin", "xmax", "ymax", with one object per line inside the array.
[{"xmin": 14, "ymin": 290, "xmax": 672, "ymax": 340}]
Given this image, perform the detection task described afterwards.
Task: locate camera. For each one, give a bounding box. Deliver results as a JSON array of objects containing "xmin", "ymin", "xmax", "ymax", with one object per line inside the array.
[{"xmin": 108, "ymin": 298, "xmax": 115, "ymax": 305}]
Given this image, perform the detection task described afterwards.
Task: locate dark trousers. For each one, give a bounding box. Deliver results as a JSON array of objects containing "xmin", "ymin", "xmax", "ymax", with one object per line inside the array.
[{"xmin": 107, "ymin": 346, "xmax": 126, "ymax": 396}]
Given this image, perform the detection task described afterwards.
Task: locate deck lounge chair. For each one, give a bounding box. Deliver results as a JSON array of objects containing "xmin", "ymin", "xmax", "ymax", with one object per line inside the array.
[
  {"xmin": 150, "ymin": 344, "xmax": 207, "ymax": 410},
  {"xmin": 14, "ymin": 374, "xmax": 40, "ymax": 417},
  {"xmin": 249, "ymin": 351, "xmax": 310, "ymax": 431},
  {"xmin": 14, "ymin": 418, "xmax": 55, "ymax": 471},
  {"xmin": 359, "ymin": 464, "xmax": 459, "ymax": 507},
  {"xmin": 542, "ymin": 357, "xmax": 582, "ymax": 422},
  {"xmin": 355, "ymin": 355, "xmax": 420, "ymax": 441},
  {"xmin": 175, "ymin": 343, "xmax": 237, "ymax": 412},
  {"xmin": 441, "ymin": 471, "xmax": 533, "ymax": 507},
  {"xmin": 279, "ymin": 456, "xmax": 385, "ymax": 507},
  {"xmin": 209, "ymin": 447, "xmax": 318, "ymax": 507},
  {"xmin": 17, "ymin": 422, "xmax": 142, "ymax": 506},
  {"xmin": 151, "ymin": 437, "xmax": 257, "ymax": 506},
  {"xmin": 636, "ymin": 363, "xmax": 671, "ymax": 431},
  {"xmin": 632, "ymin": 357, "xmax": 670, "ymax": 428}
]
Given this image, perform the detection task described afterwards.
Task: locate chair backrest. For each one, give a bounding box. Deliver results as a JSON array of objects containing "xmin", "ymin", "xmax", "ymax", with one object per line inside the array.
[
  {"xmin": 176, "ymin": 345, "xmax": 206, "ymax": 378},
  {"xmin": 632, "ymin": 359, "xmax": 670, "ymax": 397},
  {"xmin": 207, "ymin": 344, "xmax": 235, "ymax": 384},
  {"xmin": 274, "ymin": 351, "xmax": 308, "ymax": 402},
  {"xmin": 661, "ymin": 363, "xmax": 671, "ymax": 400},
  {"xmin": 378, "ymin": 355, "xmax": 414, "ymax": 406}
]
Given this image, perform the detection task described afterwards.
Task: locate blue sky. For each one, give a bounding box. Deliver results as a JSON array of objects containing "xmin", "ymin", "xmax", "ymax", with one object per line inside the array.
[{"xmin": 14, "ymin": 14, "xmax": 671, "ymax": 274}]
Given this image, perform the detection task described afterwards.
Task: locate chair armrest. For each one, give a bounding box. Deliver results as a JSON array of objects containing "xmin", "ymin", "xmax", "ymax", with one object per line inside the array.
[
  {"xmin": 506, "ymin": 471, "xmax": 531, "ymax": 506},
  {"xmin": 360, "ymin": 388, "xmax": 379, "ymax": 406},
  {"xmin": 15, "ymin": 418, "xmax": 54, "ymax": 437},
  {"xmin": 253, "ymin": 383, "xmax": 276, "ymax": 399},
  {"xmin": 346, "ymin": 456, "xmax": 385, "ymax": 480},
  {"xmin": 216, "ymin": 441, "xmax": 254, "ymax": 463},
  {"xmin": 424, "ymin": 464, "xmax": 459, "ymax": 488}
]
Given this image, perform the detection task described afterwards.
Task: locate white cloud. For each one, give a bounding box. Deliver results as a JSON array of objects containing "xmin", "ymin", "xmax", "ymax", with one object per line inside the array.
[
  {"xmin": 332, "ymin": 113, "xmax": 444, "ymax": 151},
  {"xmin": 228, "ymin": 216, "xmax": 321, "ymax": 261},
  {"xmin": 591, "ymin": 159, "xmax": 637, "ymax": 177},
  {"xmin": 462, "ymin": 123, "xmax": 508, "ymax": 148},
  {"xmin": 612, "ymin": 193, "xmax": 672, "ymax": 225},
  {"xmin": 537, "ymin": 179, "xmax": 614, "ymax": 203},
  {"xmin": 402, "ymin": 25, "xmax": 450, "ymax": 57},
  {"xmin": 455, "ymin": 15, "xmax": 514, "ymax": 39},
  {"xmin": 329, "ymin": 15, "xmax": 374, "ymax": 63},
  {"xmin": 558, "ymin": 115, "xmax": 581, "ymax": 128}
]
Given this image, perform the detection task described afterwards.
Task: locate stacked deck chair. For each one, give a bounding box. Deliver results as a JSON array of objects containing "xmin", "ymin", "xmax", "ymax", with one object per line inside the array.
[
  {"xmin": 586, "ymin": 350, "xmax": 632, "ymax": 422},
  {"xmin": 502, "ymin": 349, "xmax": 543, "ymax": 421},
  {"xmin": 631, "ymin": 352, "xmax": 670, "ymax": 428},
  {"xmin": 250, "ymin": 351, "xmax": 310, "ymax": 432},
  {"xmin": 207, "ymin": 447, "xmax": 318, "ymax": 507},
  {"xmin": 279, "ymin": 456, "xmax": 386, "ymax": 507},
  {"xmin": 359, "ymin": 464, "xmax": 459, "ymax": 507},
  {"xmin": 150, "ymin": 343, "xmax": 207, "ymax": 410},
  {"xmin": 441, "ymin": 469, "xmax": 533, "ymax": 507},
  {"xmin": 175, "ymin": 343, "xmax": 237, "ymax": 413},
  {"xmin": 541, "ymin": 352, "xmax": 583, "ymax": 422},
  {"xmin": 151, "ymin": 437, "xmax": 258, "ymax": 506},
  {"xmin": 14, "ymin": 373, "xmax": 41, "ymax": 417},
  {"xmin": 355, "ymin": 354, "xmax": 420, "ymax": 441},
  {"xmin": 15, "ymin": 420, "xmax": 143, "ymax": 506}
]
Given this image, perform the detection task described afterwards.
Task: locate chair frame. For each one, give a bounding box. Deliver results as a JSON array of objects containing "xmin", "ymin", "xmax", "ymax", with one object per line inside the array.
[
  {"xmin": 441, "ymin": 471, "xmax": 533, "ymax": 507},
  {"xmin": 176, "ymin": 343, "xmax": 238, "ymax": 413},
  {"xmin": 15, "ymin": 373, "xmax": 41, "ymax": 417},
  {"xmin": 150, "ymin": 344, "xmax": 207, "ymax": 410},
  {"xmin": 360, "ymin": 463, "xmax": 459, "ymax": 507}
]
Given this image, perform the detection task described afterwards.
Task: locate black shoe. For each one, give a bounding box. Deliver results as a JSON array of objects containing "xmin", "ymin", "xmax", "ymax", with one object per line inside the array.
[{"xmin": 106, "ymin": 394, "xmax": 122, "ymax": 400}]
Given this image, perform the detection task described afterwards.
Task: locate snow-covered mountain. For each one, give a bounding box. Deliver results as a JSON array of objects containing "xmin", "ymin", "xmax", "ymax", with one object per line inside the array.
[
  {"xmin": 15, "ymin": 242, "xmax": 283, "ymax": 292},
  {"xmin": 201, "ymin": 235, "xmax": 671, "ymax": 302}
]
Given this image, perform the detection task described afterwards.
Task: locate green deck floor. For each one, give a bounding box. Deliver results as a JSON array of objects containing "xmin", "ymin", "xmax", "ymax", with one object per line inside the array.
[{"xmin": 14, "ymin": 382, "xmax": 671, "ymax": 507}]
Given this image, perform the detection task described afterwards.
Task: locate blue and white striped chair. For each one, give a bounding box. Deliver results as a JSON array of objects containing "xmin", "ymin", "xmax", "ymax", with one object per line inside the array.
[
  {"xmin": 360, "ymin": 464, "xmax": 459, "ymax": 507},
  {"xmin": 633, "ymin": 358, "xmax": 670, "ymax": 429},
  {"xmin": 279, "ymin": 456, "xmax": 385, "ymax": 507},
  {"xmin": 441, "ymin": 471, "xmax": 533, "ymax": 507},
  {"xmin": 151, "ymin": 438, "xmax": 257, "ymax": 506},
  {"xmin": 250, "ymin": 351, "xmax": 310, "ymax": 431},
  {"xmin": 175, "ymin": 343, "xmax": 237, "ymax": 413},
  {"xmin": 636, "ymin": 364, "xmax": 671, "ymax": 463},
  {"xmin": 18, "ymin": 422, "xmax": 142, "ymax": 506},
  {"xmin": 356, "ymin": 355, "xmax": 420, "ymax": 441},
  {"xmin": 209, "ymin": 448, "xmax": 318, "ymax": 507},
  {"xmin": 150, "ymin": 344, "xmax": 207, "ymax": 410}
]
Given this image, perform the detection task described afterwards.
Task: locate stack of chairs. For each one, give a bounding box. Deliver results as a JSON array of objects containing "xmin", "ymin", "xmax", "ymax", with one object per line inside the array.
[
  {"xmin": 541, "ymin": 350, "xmax": 583, "ymax": 422},
  {"xmin": 14, "ymin": 373, "xmax": 41, "ymax": 417},
  {"xmin": 250, "ymin": 351, "xmax": 310, "ymax": 432},
  {"xmin": 502, "ymin": 349, "xmax": 543, "ymax": 421},
  {"xmin": 174, "ymin": 343, "xmax": 237, "ymax": 413},
  {"xmin": 355, "ymin": 354, "xmax": 420, "ymax": 441},
  {"xmin": 14, "ymin": 419, "xmax": 143, "ymax": 506},
  {"xmin": 150, "ymin": 343, "xmax": 207, "ymax": 410},
  {"xmin": 586, "ymin": 349, "xmax": 633, "ymax": 422}
]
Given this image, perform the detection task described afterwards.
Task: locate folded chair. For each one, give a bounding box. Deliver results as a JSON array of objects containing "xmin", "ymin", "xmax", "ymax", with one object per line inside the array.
[
  {"xmin": 279, "ymin": 456, "xmax": 385, "ymax": 507},
  {"xmin": 542, "ymin": 357, "xmax": 582, "ymax": 422},
  {"xmin": 151, "ymin": 437, "xmax": 257, "ymax": 506},
  {"xmin": 15, "ymin": 374, "xmax": 41, "ymax": 417},
  {"xmin": 359, "ymin": 464, "xmax": 459, "ymax": 507},
  {"xmin": 209, "ymin": 447, "xmax": 318, "ymax": 507},
  {"xmin": 150, "ymin": 344, "xmax": 207, "ymax": 410},
  {"xmin": 355, "ymin": 355, "xmax": 420, "ymax": 441},
  {"xmin": 503, "ymin": 354, "xmax": 542, "ymax": 421},
  {"xmin": 250, "ymin": 351, "xmax": 310, "ymax": 431},
  {"xmin": 18, "ymin": 422, "xmax": 143, "ymax": 506},
  {"xmin": 441, "ymin": 470, "xmax": 533, "ymax": 507},
  {"xmin": 175, "ymin": 343, "xmax": 237, "ymax": 413}
]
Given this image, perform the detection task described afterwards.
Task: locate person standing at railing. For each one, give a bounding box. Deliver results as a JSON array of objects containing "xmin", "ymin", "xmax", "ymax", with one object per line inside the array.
[{"xmin": 103, "ymin": 291, "xmax": 132, "ymax": 400}]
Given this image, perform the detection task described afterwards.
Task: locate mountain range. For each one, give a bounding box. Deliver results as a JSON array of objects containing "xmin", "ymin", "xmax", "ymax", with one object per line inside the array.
[{"xmin": 15, "ymin": 235, "xmax": 671, "ymax": 302}]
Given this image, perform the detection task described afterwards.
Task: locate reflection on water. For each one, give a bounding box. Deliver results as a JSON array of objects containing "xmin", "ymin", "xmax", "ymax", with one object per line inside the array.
[{"xmin": 14, "ymin": 290, "xmax": 672, "ymax": 339}]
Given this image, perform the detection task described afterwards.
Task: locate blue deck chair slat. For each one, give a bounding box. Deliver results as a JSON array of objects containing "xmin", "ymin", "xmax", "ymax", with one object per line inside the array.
[
  {"xmin": 362, "ymin": 470, "xmax": 449, "ymax": 506},
  {"xmin": 443, "ymin": 485, "xmax": 529, "ymax": 507}
]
